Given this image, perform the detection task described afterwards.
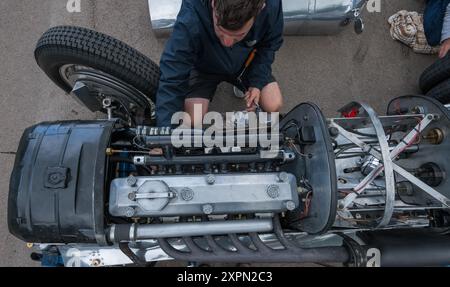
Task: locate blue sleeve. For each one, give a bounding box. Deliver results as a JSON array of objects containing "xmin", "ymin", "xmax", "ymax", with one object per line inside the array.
[
  {"xmin": 155, "ymin": 12, "xmax": 198, "ymax": 127},
  {"xmin": 442, "ymin": 3, "xmax": 450, "ymax": 42},
  {"xmin": 424, "ymin": 0, "xmax": 450, "ymax": 46},
  {"xmin": 246, "ymin": 0, "xmax": 284, "ymax": 90}
]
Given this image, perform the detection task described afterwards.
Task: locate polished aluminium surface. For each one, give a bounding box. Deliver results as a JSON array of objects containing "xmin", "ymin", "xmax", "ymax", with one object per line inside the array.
[
  {"xmin": 113, "ymin": 219, "xmax": 274, "ymax": 241},
  {"xmin": 109, "ymin": 173, "xmax": 299, "ymax": 217},
  {"xmin": 148, "ymin": 0, "xmax": 367, "ymax": 37}
]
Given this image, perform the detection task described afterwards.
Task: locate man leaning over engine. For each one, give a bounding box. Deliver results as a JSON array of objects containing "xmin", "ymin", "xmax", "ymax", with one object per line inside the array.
[{"xmin": 155, "ymin": 0, "xmax": 284, "ymax": 127}]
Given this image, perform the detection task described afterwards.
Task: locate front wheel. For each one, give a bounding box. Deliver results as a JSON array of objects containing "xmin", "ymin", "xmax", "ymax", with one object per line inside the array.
[{"xmin": 35, "ymin": 26, "xmax": 161, "ymax": 126}]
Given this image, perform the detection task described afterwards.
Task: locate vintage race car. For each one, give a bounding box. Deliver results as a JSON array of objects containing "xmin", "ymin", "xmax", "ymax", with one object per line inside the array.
[{"xmin": 7, "ymin": 22, "xmax": 450, "ymax": 267}]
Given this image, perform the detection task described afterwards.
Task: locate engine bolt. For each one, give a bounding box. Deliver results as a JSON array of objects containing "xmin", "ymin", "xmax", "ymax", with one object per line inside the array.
[
  {"xmin": 125, "ymin": 207, "xmax": 136, "ymax": 218},
  {"xmin": 202, "ymin": 204, "xmax": 213, "ymax": 215},
  {"xmin": 411, "ymin": 106, "xmax": 425, "ymax": 114},
  {"xmin": 128, "ymin": 192, "xmax": 137, "ymax": 201},
  {"xmin": 102, "ymin": 98, "xmax": 112, "ymax": 107},
  {"xmin": 285, "ymin": 201, "xmax": 296, "ymax": 211},
  {"xmin": 206, "ymin": 174, "xmax": 216, "ymax": 185},
  {"xmin": 278, "ymin": 172, "xmax": 289, "ymax": 183},
  {"xmin": 362, "ymin": 145, "xmax": 371, "ymax": 153},
  {"xmin": 267, "ymin": 185, "xmax": 280, "ymax": 199},
  {"xmin": 91, "ymin": 258, "xmax": 102, "ymax": 267},
  {"xmin": 329, "ymin": 127, "xmax": 339, "ymax": 138},
  {"xmin": 127, "ymin": 175, "xmax": 138, "ymax": 187}
]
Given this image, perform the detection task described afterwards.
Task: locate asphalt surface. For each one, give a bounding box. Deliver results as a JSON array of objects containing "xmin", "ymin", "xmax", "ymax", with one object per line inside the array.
[{"xmin": 0, "ymin": 0, "xmax": 437, "ymax": 267}]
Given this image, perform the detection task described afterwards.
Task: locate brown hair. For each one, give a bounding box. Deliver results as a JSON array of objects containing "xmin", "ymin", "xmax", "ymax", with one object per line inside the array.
[{"xmin": 214, "ymin": 0, "xmax": 265, "ymax": 31}]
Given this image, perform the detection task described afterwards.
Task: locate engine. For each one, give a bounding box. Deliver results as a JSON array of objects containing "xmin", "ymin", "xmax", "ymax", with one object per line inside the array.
[{"xmin": 8, "ymin": 96, "xmax": 450, "ymax": 267}]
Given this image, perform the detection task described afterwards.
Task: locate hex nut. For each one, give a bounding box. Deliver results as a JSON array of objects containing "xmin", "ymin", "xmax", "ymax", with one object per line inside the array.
[
  {"xmin": 278, "ymin": 172, "xmax": 289, "ymax": 182},
  {"xmin": 125, "ymin": 207, "xmax": 136, "ymax": 218},
  {"xmin": 285, "ymin": 201, "xmax": 296, "ymax": 211},
  {"xmin": 206, "ymin": 174, "xmax": 216, "ymax": 185},
  {"xmin": 128, "ymin": 192, "xmax": 137, "ymax": 201},
  {"xmin": 126, "ymin": 175, "xmax": 138, "ymax": 187},
  {"xmin": 202, "ymin": 204, "xmax": 213, "ymax": 215}
]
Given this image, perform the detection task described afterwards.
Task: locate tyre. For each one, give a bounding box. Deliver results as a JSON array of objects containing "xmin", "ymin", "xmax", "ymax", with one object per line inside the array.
[
  {"xmin": 419, "ymin": 53, "xmax": 450, "ymax": 94},
  {"xmin": 426, "ymin": 78, "xmax": 450, "ymax": 104},
  {"xmin": 34, "ymin": 26, "xmax": 160, "ymax": 124}
]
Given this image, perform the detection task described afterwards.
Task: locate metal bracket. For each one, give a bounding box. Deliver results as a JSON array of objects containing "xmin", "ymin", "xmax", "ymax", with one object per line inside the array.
[
  {"xmin": 333, "ymin": 102, "xmax": 396, "ymax": 227},
  {"xmin": 70, "ymin": 81, "xmax": 102, "ymax": 112},
  {"xmin": 333, "ymin": 110, "xmax": 450, "ymax": 225},
  {"xmin": 130, "ymin": 192, "xmax": 175, "ymax": 200}
]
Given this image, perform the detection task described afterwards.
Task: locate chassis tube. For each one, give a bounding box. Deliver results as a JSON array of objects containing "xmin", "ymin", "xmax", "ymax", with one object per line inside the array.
[
  {"xmin": 108, "ymin": 219, "xmax": 274, "ymax": 243},
  {"xmin": 133, "ymin": 152, "xmax": 285, "ymax": 166},
  {"xmin": 142, "ymin": 134, "xmax": 284, "ymax": 147}
]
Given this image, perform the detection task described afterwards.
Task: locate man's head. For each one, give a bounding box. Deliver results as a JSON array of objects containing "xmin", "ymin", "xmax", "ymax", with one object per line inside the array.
[{"xmin": 212, "ymin": 0, "xmax": 265, "ymax": 47}]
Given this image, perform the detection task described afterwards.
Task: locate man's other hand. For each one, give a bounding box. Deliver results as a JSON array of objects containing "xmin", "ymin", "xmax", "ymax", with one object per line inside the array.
[
  {"xmin": 150, "ymin": 148, "xmax": 163, "ymax": 155},
  {"xmin": 149, "ymin": 148, "xmax": 163, "ymax": 171},
  {"xmin": 245, "ymin": 87, "xmax": 261, "ymax": 112},
  {"xmin": 440, "ymin": 38, "xmax": 450, "ymax": 58}
]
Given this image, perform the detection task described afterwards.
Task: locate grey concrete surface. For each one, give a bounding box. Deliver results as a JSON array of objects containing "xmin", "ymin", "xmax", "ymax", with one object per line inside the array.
[{"xmin": 0, "ymin": 0, "xmax": 436, "ymax": 267}]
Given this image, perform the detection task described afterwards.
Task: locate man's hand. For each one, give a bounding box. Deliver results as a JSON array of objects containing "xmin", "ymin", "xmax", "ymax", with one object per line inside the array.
[
  {"xmin": 149, "ymin": 148, "xmax": 163, "ymax": 171},
  {"xmin": 245, "ymin": 87, "xmax": 261, "ymax": 112},
  {"xmin": 439, "ymin": 38, "xmax": 450, "ymax": 58},
  {"xmin": 149, "ymin": 148, "xmax": 163, "ymax": 155}
]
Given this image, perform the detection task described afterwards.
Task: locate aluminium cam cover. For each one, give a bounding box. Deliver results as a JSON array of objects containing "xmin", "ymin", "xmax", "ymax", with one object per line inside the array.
[{"xmin": 109, "ymin": 173, "xmax": 299, "ymax": 217}]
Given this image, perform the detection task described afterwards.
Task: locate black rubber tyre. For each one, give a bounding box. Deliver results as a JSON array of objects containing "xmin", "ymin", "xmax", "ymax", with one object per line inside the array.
[
  {"xmin": 426, "ymin": 78, "xmax": 450, "ymax": 104},
  {"xmin": 34, "ymin": 26, "xmax": 160, "ymax": 101},
  {"xmin": 419, "ymin": 53, "xmax": 450, "ymax": 94}
]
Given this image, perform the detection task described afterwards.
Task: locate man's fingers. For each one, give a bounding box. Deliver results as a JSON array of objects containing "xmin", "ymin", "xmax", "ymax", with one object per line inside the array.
[
  {"xmin": 149, "ymin": 148, "xmax": 163, "ymax": 171},
  {"xmin": 246, "ymin": 89, "xmax": 260, "ymax": 107},
  {"xmin": 254, "ymin": 93, "xmax": 260, "ymax": 105},
  {"xmin": 149, "ymin": 148, "xmax": 163, "ymax": 155},
  {"xmin": 246, "ymin": 104, "xmax": 256, "ymax": 112},
  {"xmin": 247, "ymin": 94, "xmax": 257, "ymax": 107}
]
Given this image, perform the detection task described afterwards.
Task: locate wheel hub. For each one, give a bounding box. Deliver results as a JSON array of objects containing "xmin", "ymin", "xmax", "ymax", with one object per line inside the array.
[{"xmin": 59, "ymin": 64, "xmax": 155, "ymax": 125}]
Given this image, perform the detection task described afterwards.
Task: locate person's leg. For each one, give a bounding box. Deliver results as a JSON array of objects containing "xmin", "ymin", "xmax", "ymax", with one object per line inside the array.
[
  {"xmin": 183, "ymin": 70, "xmax": 221, "ymax": 127},
  {"xmin": 259, "ymin": 82, "xmax": 283, "ymax": 112},
  {"xmin": 184, "ymin": 98, "xmax": 210, "ymax": 128}
]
